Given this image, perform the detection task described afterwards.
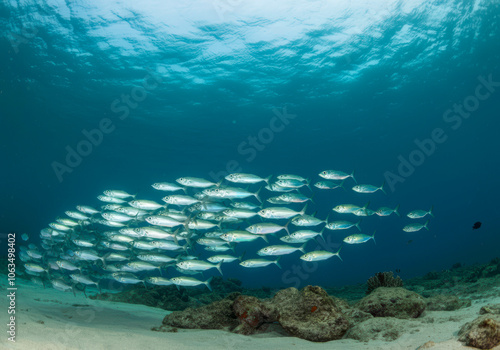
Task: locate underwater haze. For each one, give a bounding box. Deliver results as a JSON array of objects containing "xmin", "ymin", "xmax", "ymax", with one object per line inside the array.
[{"xmin": 1, "ymin": 0, "xmax": 500, "ymax": 289}]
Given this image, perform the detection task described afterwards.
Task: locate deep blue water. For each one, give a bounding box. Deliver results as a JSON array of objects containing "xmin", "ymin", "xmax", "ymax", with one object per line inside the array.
[{"xmin": 1, "ymin": 0, "xmax": 500, "ymax": 289}]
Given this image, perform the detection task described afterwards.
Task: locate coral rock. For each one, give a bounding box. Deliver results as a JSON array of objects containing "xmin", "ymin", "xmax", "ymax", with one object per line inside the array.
[
  {"xmin": 161, "ymin": 294, "xmax": 239, "ymax": 330},
  {"xmin": 458, "ymin": 314, "xmax": 500, "ymax": 349},
  {"xmin": 273, "ymin": 285, "xmax": 350, "ymax": 342},
  {"xmin": 480, "ymin": 304, "xmax": 500, "ymax": 315},
  {"xmin": 344, "ymin": 317, "xmax": 417, "ymax": 342},
  {"xmin": 231, "ymin": 295, "xmax": 278, "ymax": 335},
  {"xmin": 356, "ymin": 287, "xmax": 426, "ymax": 319},
  {"xmin": 425, "ymin": 294, "xmax": 471, "ymax": 311}
]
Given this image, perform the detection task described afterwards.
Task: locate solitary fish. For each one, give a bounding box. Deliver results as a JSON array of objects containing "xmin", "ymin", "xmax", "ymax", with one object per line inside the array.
[
  {"xmin": 319, "ymin": 170, "xmax": 356, "ymax": 183},
  {"xmin": 343, "ymin": 232, "xmax": 376, "ymax": 244},
  {"xmin": 403, "ymin": 220, "xmax": 429, "ymax": 232},
  {"xmin": 407, "ymin": 206, "xmax": 434, "ymax": 219},
  {"xmin": 300, "ymin": 247, "xmax": 342, "ymax": 262}
]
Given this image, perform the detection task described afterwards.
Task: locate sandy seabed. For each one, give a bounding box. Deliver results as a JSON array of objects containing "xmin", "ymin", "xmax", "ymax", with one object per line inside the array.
[{"xmin": 1, "ymin": 278, "xmax": 499, "ymax": 350}]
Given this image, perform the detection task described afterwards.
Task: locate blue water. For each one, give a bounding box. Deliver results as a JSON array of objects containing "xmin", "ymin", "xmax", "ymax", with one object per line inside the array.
[{"xmin": 1, "ymin": 0, "xmax": 500, "ymax": 289}]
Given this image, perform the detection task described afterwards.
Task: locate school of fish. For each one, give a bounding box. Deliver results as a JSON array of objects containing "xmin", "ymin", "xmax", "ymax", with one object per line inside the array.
[{"xmin": 19, "ymin": 170, "xmax": 433, "ymax": 295}]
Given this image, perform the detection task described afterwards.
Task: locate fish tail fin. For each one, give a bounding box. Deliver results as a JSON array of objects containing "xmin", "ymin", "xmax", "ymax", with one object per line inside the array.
[
  {"xmin": 305, "ymin": 178, "xmax": 312, "ymax": 191},
  {"xmin": 230, "ymin": 244, "xmax": 236, "ymax": 253},
  {"xmin": 284, "ymin": 219, "xmax": 291, "ymax": 235},
  {"xmin": 429, "ymin": 205, "xmax": 434, "ymax": 217},
  {"xmin": 254, "ymin": 187, "xmax": 263, "ymax": 203},
  {"xmin": 264, "ymin": 175, "xmax": 272, "ymax": 185},
  {"xmin": 205, "ymin": 276, "xmax": 213, "ymax": 292},
  {"xmin": 299, "ymin": 241, "xmax": 308, "ymax": 253},
  {"xmin": 380, "ymin": 180, "xmax": 386, "ymax": 194},
  {"xmin": 319, "ymin": 227, "xmax": 325, "ymax": 241},
  {"xmin": 216, "ymin": 179, "xmax": 223, "ymax": 187},
  {"xmin": 261, "ymin": 235, "xmax": 269, "ymax": 243},
  {"xmin": 300, "ymin": 203, "xmax": 309, "ymax": 216},
  {"xmin": 355, "ymin": 219, "xmax": 362, "ymax": 232},
  {"xmin": 371, "ymin": 231, "xmax": 376, "ymax": 245},
  {"xmin": 424, "ymin": 220, "xmax": 429, "ymax": 230},
  {"xmin": 325, "ymin": 213, "xmax": 330, "ymax": 224},
  {"xmin": 181, "ymin": 187, "xmax": 187, "ymax": 194},
  {"xmin": 363, "ymin": 201, "xmax": 370, "ymax": 210},
  {"xmin": 309, "ymin": 193, "xmax": 316, "ymax": 204},
  {"xmin": 340, "ymin": 179, "xmax": 347, "ymax": 191},
  {"xmin": 275, "ymin": 257, "xmax": 282, "ymax": 269},
  {"xmin": 216, "ymin": 262, "xmax": 223, "ymax": 276},
  {"xmin": 239, "ymin": 251, "xmax": 246, "ymax": 262},
  {"xmin": 394, "ymin": 204, "xmax": 401, "ymax": 217},
  {"xmin": 351, "ymin": 170, "xmax": 357, "ymax": 184},
  {"xmin": 336, "ymin": 246, "xmax": 343, "ymax": 262}
]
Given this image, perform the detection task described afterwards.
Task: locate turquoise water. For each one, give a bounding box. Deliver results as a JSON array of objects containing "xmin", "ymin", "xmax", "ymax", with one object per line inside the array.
[{"xmin": 1, "ymin": 0, "xmax": 500, "ymax": 289}]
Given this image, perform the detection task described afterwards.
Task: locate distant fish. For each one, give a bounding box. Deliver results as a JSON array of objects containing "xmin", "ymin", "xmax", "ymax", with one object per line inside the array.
[
  {"xmin": 103, "ymin": 190, "xmax": 135, "ymax": 199},
  {"xmin": 21, "ymin": 233, "xmax": 29, "ymax": 241},
  {"xmin": 403, "ymin": 220, "xmax": 429, "ymax": 232},
  {"xmin": 319, "ymin": 170, "xmax": 356, "ymax": 183},
  {"xmin": 291, "ymin": 213, "xmax": 326, "ymax": 227},
  {"xmin": 376, "ymin": 205, "xmax": 400, "ymax": 217},
  {"xmin": 151, "ymin": 182, "xmax": 186, "ymax": 193},
  {"xmin": 240, "ymin": 257, "xmax": 281, "ymax": 269},
  {"xmin": 332, "ymin": 203, "xmax": 366, "ymax": 214},
  {"xmin": 170, "ymin": 276, "xmax": 213, "ymax": 291},
  {"xmin": 343, "ymin": 232, "xmax": 376, "ymax": 244},
  {"xmin": 325, "ymin": 220, "xmax": 361, "ymax": 232},
  {"xmin": 225, "ymin": 173, "xmax": 271, "ymax": 185},
  {"xmin": 314, "ymin": 180, "xmax": 345, "ymax": 190},
  {"xmin": 277, "ymin": 174, "xmax": 307, "ymax": 182},
  {"xmin": 472, "ymin": 221, "xmax": 482, "ymax": 230},
  {"xmin": 407, "ymin": 206, "xmax": 434, "ymax": 219},
  {"xmin": 257, "ymin": 243, "xmax": 307, "ymax": 256},
  {"xmin": 352, "ymin": 182, "xmax": 386, "ymax": 194},
  {"xmin": 176, "ymin": 177, "xmax": 218, "ymax": 188},
  {"xmin": 300, "ymin": 247, "xmax": 342, "ymax": 262}
]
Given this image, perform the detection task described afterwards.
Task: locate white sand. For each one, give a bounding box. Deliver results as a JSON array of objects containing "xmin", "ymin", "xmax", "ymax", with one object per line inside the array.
[{"xmin": 2, "ymin": 278, "xmax": 500, "ymax": 350}]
